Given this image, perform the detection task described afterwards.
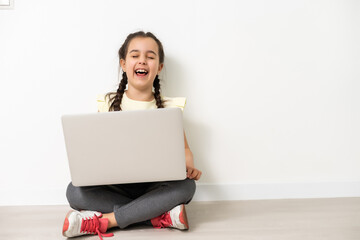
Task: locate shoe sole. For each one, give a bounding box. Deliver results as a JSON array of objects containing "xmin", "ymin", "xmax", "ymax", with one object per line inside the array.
[
  {"xmin": 179, "ymin": 204, "xmax": 189, "ymax": 230},
  {"xmin": 62, "ymin": 210, "xmax": 74, "ymax": 237}
]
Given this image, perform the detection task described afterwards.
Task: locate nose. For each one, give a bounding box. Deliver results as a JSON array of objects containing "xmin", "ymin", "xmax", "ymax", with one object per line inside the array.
[{"xmin": 139, "ymin": 55, "xmax": 147, "ymax": 65}]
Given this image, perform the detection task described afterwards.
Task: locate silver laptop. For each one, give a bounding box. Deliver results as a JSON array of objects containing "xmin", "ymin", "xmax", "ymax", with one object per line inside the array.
[{"xmin": 61, "ymin": 108, "xmax": 187, "ymax": 186}]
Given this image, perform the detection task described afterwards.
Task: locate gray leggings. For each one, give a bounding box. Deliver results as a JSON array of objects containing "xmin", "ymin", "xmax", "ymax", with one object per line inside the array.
[{"xmin": 66, "ymin": 178, "xmax": 196, "ymax": 229}]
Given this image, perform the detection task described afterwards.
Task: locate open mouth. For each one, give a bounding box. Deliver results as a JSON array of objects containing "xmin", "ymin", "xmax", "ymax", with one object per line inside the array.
[{"xmin": 135, "ymin": 69, "xmax": 148, "ymax": 77}]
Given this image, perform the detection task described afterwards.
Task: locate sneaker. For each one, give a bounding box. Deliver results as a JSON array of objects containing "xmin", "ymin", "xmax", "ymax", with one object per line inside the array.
[
  {"xmin": 151, "ymin": 204, "xmax": 189, "ymax": 230},
  {"xmin": 62, "ymin": 210, "xmax": 114, "ymax": 240}
]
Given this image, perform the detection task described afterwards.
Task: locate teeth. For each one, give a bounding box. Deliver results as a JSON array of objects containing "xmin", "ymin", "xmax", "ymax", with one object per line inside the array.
[{"xmin": 136, "ymin": 69, "xmax": 148, "ymax": 73}]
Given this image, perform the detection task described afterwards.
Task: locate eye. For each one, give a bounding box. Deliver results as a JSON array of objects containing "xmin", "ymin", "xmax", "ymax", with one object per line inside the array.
[
  {"xmin": 148, "ymin": 56, "xmax": 155, "ymax": 59},
  {"xmin": 131, "ymin": 55, "xmax": 139, "ymax": 58}
]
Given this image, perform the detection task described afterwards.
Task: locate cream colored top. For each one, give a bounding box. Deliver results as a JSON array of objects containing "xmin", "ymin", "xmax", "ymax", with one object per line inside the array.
[{"xmin": 96, "ymin": 91, "xmax": 186, "ymax": 112}]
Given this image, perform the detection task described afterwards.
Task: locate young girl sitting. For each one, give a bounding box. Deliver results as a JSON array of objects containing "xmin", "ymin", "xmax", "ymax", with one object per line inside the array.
[{"xmin": 62, "ymin": 31, "xmax": 202, "ymax": 239}]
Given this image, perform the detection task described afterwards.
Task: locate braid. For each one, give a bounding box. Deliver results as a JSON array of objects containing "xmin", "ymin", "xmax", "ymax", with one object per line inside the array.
[
  {"xmin": 106, "ymin": 72, "xmax": 128, "ymax": 111},
  {"xmin": 153, "ymin": 75, "xmax": 165, "ymax": 108}
]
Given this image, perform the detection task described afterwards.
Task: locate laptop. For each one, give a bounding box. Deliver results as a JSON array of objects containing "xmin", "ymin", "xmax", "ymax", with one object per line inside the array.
[{"xmin": 61, "ymin": 107, "xmax": 187, "ymax": 186}]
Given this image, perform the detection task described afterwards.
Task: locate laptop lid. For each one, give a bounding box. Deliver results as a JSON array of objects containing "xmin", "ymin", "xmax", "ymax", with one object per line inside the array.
[{"xmin": 61, "ymin": 108, "xmax": 187, "ymax": 186}]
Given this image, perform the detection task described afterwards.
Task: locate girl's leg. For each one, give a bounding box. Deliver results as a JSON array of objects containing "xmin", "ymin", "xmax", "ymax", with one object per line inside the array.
[
  {"xmin": 114, "ymin": 178, "xmax": 196, "ymax": 229},
  {"xmin": 65, "ymin": 182, "xmax": 152, "ymax": 228},
  {"xmin": 66, "ymin": 182, "xmax": 133, "ymax": 214},
  {"xmin": 63, "ymin": 182, "xmax": 133, "ymax": 238}
]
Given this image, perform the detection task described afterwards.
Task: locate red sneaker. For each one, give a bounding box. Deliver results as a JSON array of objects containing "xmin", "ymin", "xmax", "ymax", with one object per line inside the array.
[
  {"xmin": 151, "ymin": 204, "xmax": 189, "ymax": 230},
  {"xmin": 62, "ymin": 210, "xmax": 114, "ymax": 239}
]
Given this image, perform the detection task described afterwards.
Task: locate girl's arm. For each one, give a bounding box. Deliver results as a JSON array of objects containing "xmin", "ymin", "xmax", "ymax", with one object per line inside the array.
[{"xmin": 184, "ymin": 132, "xmax": 202, "ymax": 180}]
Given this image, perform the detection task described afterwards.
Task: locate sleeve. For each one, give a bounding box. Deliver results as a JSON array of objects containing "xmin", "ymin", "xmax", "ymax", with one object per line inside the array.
[
  {"xmin": 96, "ymin": 94, "xmax": 109, "ymax": 112},
  {"xmin": 164, "ymin": 97, "xmax": 187, "ymax": 112}
]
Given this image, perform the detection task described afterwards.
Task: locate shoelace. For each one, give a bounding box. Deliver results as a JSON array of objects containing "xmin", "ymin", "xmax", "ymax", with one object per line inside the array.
[
  {"xmin": 80, "ymin": 214, "xmax": 114, "ymax": 240},
  {"xmin": 153, "ymin": 212, "xmax": 173, "ymax": 229}
]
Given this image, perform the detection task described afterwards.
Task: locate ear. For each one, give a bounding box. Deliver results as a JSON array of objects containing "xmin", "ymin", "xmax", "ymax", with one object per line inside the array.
[
  {"xmin": 157, "ymin": 63, "xmax": 164, "ymax": 74},
  {"xmin": 120, "ymin": 59, "xmax": 126, "ymax": 72}
]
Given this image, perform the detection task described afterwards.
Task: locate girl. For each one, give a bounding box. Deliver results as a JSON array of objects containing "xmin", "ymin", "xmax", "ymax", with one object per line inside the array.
[{"xmin": 62, "ymin": 31, "xmax": 202, "ymax": 239}]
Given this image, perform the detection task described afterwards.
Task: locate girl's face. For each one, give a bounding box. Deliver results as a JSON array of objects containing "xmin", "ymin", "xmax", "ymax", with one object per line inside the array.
[{"xmin": 120, "ymin": 37, "xmax": 163, "ymax": 92}]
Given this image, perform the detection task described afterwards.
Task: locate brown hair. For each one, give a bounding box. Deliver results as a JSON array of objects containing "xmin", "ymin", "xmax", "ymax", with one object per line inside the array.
[{"xmin": 105, "ymin": 31, "xmax": 166, "ymax": 111}]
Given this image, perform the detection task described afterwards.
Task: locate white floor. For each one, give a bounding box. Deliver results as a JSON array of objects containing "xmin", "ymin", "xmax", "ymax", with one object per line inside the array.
[{"xmin": 1, "ymin": 197, "xmax": 359, "ymax": 240}]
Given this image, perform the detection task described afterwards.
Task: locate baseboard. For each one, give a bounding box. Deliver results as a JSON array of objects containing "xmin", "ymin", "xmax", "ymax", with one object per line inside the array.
[
  {"xmin": 1, "ymin": 181, "xmax": 360, "ymax": 206},
  {"xmin": 193, "ymin": 181, "xmax": 360, "ymax": 201}
]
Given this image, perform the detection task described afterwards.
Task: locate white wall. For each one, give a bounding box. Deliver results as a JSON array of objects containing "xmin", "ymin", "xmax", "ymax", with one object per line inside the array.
[{"xmin": 1, "ymin": 0, "xmax": 359, "ymax": 205}]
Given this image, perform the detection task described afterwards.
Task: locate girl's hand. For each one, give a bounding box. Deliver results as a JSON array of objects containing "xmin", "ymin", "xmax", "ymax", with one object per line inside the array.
[{"xmin": 186, "ymin": 166, "xmax": 202, "ymax": 181}]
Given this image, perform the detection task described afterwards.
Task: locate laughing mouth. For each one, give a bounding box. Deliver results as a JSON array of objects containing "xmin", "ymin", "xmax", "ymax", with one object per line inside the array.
[{"xmin": 135, "ymin": 69, "xmax": 148, "ymax": 76}]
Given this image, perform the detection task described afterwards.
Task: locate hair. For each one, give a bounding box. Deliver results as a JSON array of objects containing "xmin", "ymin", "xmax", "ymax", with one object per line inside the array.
[{"xmin": 105, "ymin": 31, "xmax": 166, "ymax": 111}]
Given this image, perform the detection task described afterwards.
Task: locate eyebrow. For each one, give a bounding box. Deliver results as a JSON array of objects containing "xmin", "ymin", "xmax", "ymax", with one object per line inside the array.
[{"xmin": 129, "ymin": 50, "xmax": 157, "ymax": 55}]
